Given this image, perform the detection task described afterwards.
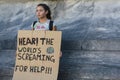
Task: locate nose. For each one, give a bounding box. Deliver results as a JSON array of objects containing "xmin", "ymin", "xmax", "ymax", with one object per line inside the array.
[{"xmin": 37, "ymin": 11, "xmax": 40, "ymax": 15}]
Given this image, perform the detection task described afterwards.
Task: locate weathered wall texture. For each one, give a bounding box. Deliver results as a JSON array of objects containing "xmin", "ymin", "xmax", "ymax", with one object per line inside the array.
[{"xmin": 0, "ymin": 0, "xmax": 120, "ymax": 80}]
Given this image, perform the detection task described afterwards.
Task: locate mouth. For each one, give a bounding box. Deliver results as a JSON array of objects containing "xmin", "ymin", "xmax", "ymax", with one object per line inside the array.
[
  {"xmin": 37, "ymin": 15, "xmax": 41, "ymax": 16},
  {"xmin": 37, "ymin": 15, "xmax": 41, "ymax": 17}
]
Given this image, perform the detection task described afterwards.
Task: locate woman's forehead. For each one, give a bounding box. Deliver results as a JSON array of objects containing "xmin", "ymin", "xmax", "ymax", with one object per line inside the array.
[{"xmin": 36, "ymin": 6, "xmax": 44, "ymax": 10}]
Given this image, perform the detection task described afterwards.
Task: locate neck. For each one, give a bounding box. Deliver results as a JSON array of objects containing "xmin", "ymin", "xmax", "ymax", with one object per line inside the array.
[{"xmin": 39, "ymin": 17, "xmax": 48, "ymax": 23}]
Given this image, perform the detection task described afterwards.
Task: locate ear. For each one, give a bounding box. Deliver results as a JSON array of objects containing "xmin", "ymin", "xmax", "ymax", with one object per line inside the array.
[{"xmin": 45, "ymin": 10, "xmax": 48, "ymax": 15}]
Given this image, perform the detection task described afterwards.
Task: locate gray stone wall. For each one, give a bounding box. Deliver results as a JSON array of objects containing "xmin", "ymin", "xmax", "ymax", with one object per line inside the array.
[{"xmin": 0, "ymin": 0, "xmax": 120, "ymax": 80}]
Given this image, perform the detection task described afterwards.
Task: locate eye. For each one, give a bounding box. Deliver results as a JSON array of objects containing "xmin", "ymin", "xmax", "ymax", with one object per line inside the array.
[
  {"xmin": 36, "ymin": 9, "xmax": 43, "ymax": 12},
  {"xmin": 36, "ymin": 10, "xmax": 38, "ymax": 12}
]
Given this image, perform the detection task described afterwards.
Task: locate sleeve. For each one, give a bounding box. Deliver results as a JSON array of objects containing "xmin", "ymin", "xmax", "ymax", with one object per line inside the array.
[
  {"xmin": 31, "ymin": 21, "xmax": 37, "ymax": 29},
  {"xmin": 31, "ymin": 23, "xmax": 34, "ymax": 28},
  {"xmin": 53, "ymin": 21, "xmax": 57, "ymax": 27},
  {"xmin": 53, "ymin": 21, "xmax": 57, "ymax": 30}
]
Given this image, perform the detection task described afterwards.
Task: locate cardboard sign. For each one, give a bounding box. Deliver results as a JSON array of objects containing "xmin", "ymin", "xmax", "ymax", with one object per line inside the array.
[{"xmin": 12, "ymin": 30, "xmax": 62, "ymax": 80}]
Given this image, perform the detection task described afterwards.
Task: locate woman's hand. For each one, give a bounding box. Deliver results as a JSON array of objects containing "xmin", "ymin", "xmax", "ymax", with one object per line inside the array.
[{"xmin": 59, "ymin": 51, "xmax": 62, "ymax": 58}]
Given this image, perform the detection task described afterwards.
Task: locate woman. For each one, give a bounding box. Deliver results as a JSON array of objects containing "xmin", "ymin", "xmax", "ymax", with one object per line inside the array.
[
  {"xmin": 31, "ymin": 3, "xmax": 56, "ymax": 31},
  {"xmin": 31, "ymin": 3, "xmax": 62, "ymax": 57}
]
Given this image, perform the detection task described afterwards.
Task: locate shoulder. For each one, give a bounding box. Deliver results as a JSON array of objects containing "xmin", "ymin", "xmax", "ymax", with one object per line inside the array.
[
  {"xmin": 31, "ymin": 21, "xmax": 39, "ymax": 28},
  {"xmin": 52, "ymin": 20, "xmax": 57, "ymax": 31},
  {"xmin": 48, "ymin": 20, "xmax": 56, "ymax": 27},
  {"xmin": 48, "ymin": 20, "xmax": 57, "ymax": 31}
]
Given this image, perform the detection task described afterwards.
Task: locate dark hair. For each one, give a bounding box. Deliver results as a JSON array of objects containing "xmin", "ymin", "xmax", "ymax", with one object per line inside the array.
[{"xmin": 37, "ymin": 3, "xmax": 51, "ymax": 20}]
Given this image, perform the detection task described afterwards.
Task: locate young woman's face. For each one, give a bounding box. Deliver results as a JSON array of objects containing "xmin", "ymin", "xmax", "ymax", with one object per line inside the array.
[{"xmin": 36, "ymin": 6, "xmax": 48, "ymax": 19}]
